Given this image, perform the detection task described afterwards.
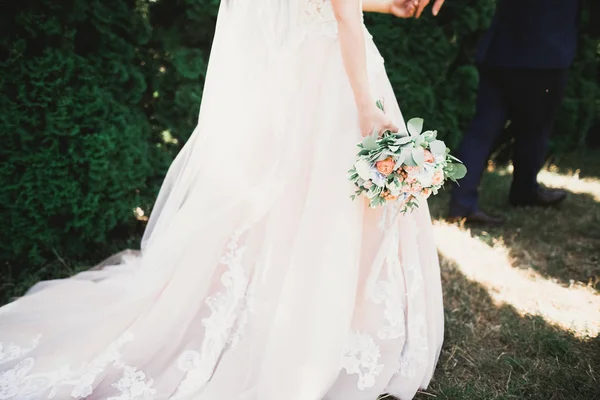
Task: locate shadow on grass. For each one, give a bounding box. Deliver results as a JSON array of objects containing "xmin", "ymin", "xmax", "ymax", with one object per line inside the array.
[
  {"xmin": 429, "ymin": 168, "xmax": 600, "ymax": 292},
  {"xmin": 413, "ymin": 255, "xmax": 600, "ymax": 400}
]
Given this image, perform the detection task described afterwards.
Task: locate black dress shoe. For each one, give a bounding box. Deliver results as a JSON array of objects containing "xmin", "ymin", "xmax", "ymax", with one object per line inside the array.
[
  {"xmin": 509, "ymin": 187, "xmax": 567, "ymax": 207},
  {"xmin": 448, "ymin": 210, "xmax": 505, "ymax": 227}
]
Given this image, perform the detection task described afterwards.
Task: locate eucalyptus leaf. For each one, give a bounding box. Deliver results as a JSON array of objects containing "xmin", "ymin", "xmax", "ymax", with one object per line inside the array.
[
  {"xmin": 361, "ymin": 135, "xmax": 379, "ymax": 151},
  {"xmin": 429, "ymin": 140, "xmax": 447, "ymax": 155},
  {"xmin": 449, "ymin": 163, "xmax": 467, "ymax": 180},
  {"xmin": 403, "ymin": 156, "xmax": 417, "ymax": 167},
  {"xmin": 415, "ymin": 135, "xmax": 425, "ymax": 148},
  {"xmin": 407, "ymin": 118, "xmax": 424, "ymax": 137},
  {"xmin": 422, "ymin": 130, "xmax": 437, "ymax": 142},
  {"xmin": 411, "ymin": 147, "xmax": 425, "ymax": 166},
  {"xmin": 394, "ymin": 150, "xmax": 407, "ymax": 169},
  {"xmin": 395, "ymin": 136, "xmax": 413, "ymax": 146}
]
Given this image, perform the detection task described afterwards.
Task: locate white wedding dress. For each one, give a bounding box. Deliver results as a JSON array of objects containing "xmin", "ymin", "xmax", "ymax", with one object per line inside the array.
[{"xmin": 0, "ymin": 1, "xmax": 443, "ymax": 399}]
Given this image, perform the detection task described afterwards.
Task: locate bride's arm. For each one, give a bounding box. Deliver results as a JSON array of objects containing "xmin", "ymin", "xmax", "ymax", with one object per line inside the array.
[
  {"xmin": 361, "ymin": 0, "xmax": 390, "ymax": 13},
  {"xmin": 331, "ymin": 0, "xmax": 372, "ymax": 112},
  {"xmin": 331, "ymin": 0, "xmax": 397, "ymax": 135}
]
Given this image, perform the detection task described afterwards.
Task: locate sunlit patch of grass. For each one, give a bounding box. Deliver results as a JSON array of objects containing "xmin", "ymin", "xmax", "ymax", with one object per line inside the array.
[
  {"xmin": 537, "ymin": 168, "xmax": 600, "ymax": 202},
  {"xmin": 434, "ymin": 221, "xmax": 600, "ymax": 338},
  {"xmin": 417, "ymin": 149, "xmax": 600, "ymax": 400}
]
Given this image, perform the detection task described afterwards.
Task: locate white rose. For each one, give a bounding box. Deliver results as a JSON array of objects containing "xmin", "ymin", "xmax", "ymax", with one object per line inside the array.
[{"xmin": 417, "ymin": 169, "xmax": 434, "ymax": 188}]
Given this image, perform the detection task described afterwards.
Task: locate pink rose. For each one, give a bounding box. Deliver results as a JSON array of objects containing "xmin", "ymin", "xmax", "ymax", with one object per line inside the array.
[
  {"xmin": 403, "ymin": 166, "xmax": 421, "ymax": 176},
  {"xmin": 405, "ymin": 175, "xmax": 418, "ymax": 184},
  {"xmin": 432, "ymin": 169, "xmax": 444, "ymax": 186},
  {"xmin": 410, "ymin": 183, "xmax": 423, "ymax": 195},
  {"xmin": 376, "ymin": 157, "xmax": 395, "ymax": 176},
  {"xmin": 424, "ymin": 150, "xmax": 435, "ymax": 163}
]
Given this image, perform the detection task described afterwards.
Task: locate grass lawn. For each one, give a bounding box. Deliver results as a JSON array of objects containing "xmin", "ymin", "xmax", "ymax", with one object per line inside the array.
[
  {"xmin": 412, "ymin": 149, "xmax": 600, "ymax": 400},
  {"xmin": 2, "ymin": 150, "xmax": 599, "ymax": 400}
]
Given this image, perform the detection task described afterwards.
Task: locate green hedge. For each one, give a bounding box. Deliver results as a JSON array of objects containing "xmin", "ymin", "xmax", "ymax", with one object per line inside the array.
[
  {"xmin": 0, "ymin": 0, "xmax": 158, "ymax": 274},
  {"xmin": 0, "ymin": 0, "xmax": 598, "ymax": 287}
]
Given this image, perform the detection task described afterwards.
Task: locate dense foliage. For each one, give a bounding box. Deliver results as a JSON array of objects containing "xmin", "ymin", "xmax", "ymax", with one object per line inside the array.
[{"xmin": 0, "ymin": 0, "xmax": 597, "ymax": 279}]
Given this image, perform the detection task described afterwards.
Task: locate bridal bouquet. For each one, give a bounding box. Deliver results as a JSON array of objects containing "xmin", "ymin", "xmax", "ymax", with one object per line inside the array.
[{"xmin": 349, "ymin": 104, "xmax": 466, "ymax": 211}]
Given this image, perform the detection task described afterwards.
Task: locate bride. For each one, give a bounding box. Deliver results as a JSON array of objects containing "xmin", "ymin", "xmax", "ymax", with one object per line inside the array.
[{"xmin": 0, "ymin": 1, "xmax": 444, "ymax": 399}]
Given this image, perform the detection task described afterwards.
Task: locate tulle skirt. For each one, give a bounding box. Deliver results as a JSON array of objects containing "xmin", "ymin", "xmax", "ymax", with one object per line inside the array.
[{"xmin": 0, "ymin": 26, "xmax": 443, "ymax": 400}]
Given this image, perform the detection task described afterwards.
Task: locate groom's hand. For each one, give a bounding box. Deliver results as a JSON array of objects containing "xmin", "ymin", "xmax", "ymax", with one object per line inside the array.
[{"xmin": 414, "ymin": 0, "xmax": 446, "ymax": 18}]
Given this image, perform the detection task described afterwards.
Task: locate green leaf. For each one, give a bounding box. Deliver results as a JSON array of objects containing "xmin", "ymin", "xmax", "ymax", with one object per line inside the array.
[
  {"xmin": 403, "ymin": 157, "xmax": 417, "ymax": 167},
  {"xmin": 445, "ymin": 163, "xmax": 467, "ymax": 180},
  {"xmin": 395, "ymin": 136, "xmax": 413, "ymax": 146},
  {"xmin": 407, "ymin": 118, "xmax": 424, "ymax": 136},
  {"xmin": 415, "ymin": 135, "xmax": 425, "ymax": 148},
  {"xmin": 394, "ymin": 148, "xmax": 410, "ymax": 169},
  {"xmin": 376, "ymin": 100, "xmax": 384, "ymax": 111},
  {"xmin": 411, "ymin": 147, "xmax": 425, "ymax": 166},
  {"xmin": 361, "ymin": 135, "xmax": 378, "ymax": 151},
  {"xmin": 422, "ymin": 130, "xmax": 437, "ymax": 142},
  {"xmin": 451, "ymin": 163, "xmax": 467, "ymax": 180},
  {"xmin": 429, "ymin": 140, "xmax": 447, "ymax": 155}
]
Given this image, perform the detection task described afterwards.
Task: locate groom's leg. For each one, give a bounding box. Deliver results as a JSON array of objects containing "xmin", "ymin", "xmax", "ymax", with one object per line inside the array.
[
  {"xmin": 449, "ymin": 67, "xmax": 509, "ymax": 217},
  {"xmin": 507, "ymin": 68, "xmax": 568, "ymax": 201}
]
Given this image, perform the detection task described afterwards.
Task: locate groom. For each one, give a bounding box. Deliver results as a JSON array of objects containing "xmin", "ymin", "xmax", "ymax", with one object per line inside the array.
[{"xmin": 446, "ymin": 0, "xmax": 582, "ymax": 226}]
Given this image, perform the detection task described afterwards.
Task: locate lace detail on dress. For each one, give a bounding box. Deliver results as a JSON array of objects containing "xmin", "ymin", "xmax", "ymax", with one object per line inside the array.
[
  {"xmin": 341, "ymin": 332, "xmax": 384, "ymax": 390},
  {"xmin": 228, "ymin": 267, "xmax": 258, "ymax": 349},
  {"xmin": 0, "ymin": 336, "xmax": 41, "ymax": 365},
  {"xmin": 301, "ymin": 0, "xmax": 337, "ymax": 37},
  {"xmin": 69, "ymin": 332, "xmax": 135, "ymax": 398},
  {"xmin": 304, "ymin": 0, "xmax": 335, "ymax": 22},
  {"xmin": 0, "ymin": 332, "xmax": 136, "ymax": 400},
  {"xmin": 395, "ymin": 262, "xmax": 429, "ymax": 378},
  {"xmin": 371, "ymin": 279, "xmax": 405, "ymax": 340},
  {"xmin": 0, "ymin": 358, "xmax": 71, "ymax": 400},
  {"xmin": 107, "ymin": 366, "xmax": 157, "ymax": 400},
  {"xmin": 370, "ymin": 234, "xmax": 406, "ymax": 340},
  {"xmin": 174, "ymin": 228, "xmax": 253, "ymax": 397},
  {"xmin": 396, "ymin": 314, "xmax": 428, "ymax": 379}
]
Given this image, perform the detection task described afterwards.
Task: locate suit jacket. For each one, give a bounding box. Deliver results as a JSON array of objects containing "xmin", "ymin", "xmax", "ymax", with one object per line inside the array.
[{"xmin": 476, "ymin": 0, "xmax": 582, "ymax": 69}]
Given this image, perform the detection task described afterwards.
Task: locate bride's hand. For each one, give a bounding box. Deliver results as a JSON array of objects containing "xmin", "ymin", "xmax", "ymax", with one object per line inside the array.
[
  {"xmin": 359, "ymin": 106, "xmax": 398, "ymax": 137},
  {"xmin": 389, "ymin": 0, "xmax": 419, "ymax": 18}
]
